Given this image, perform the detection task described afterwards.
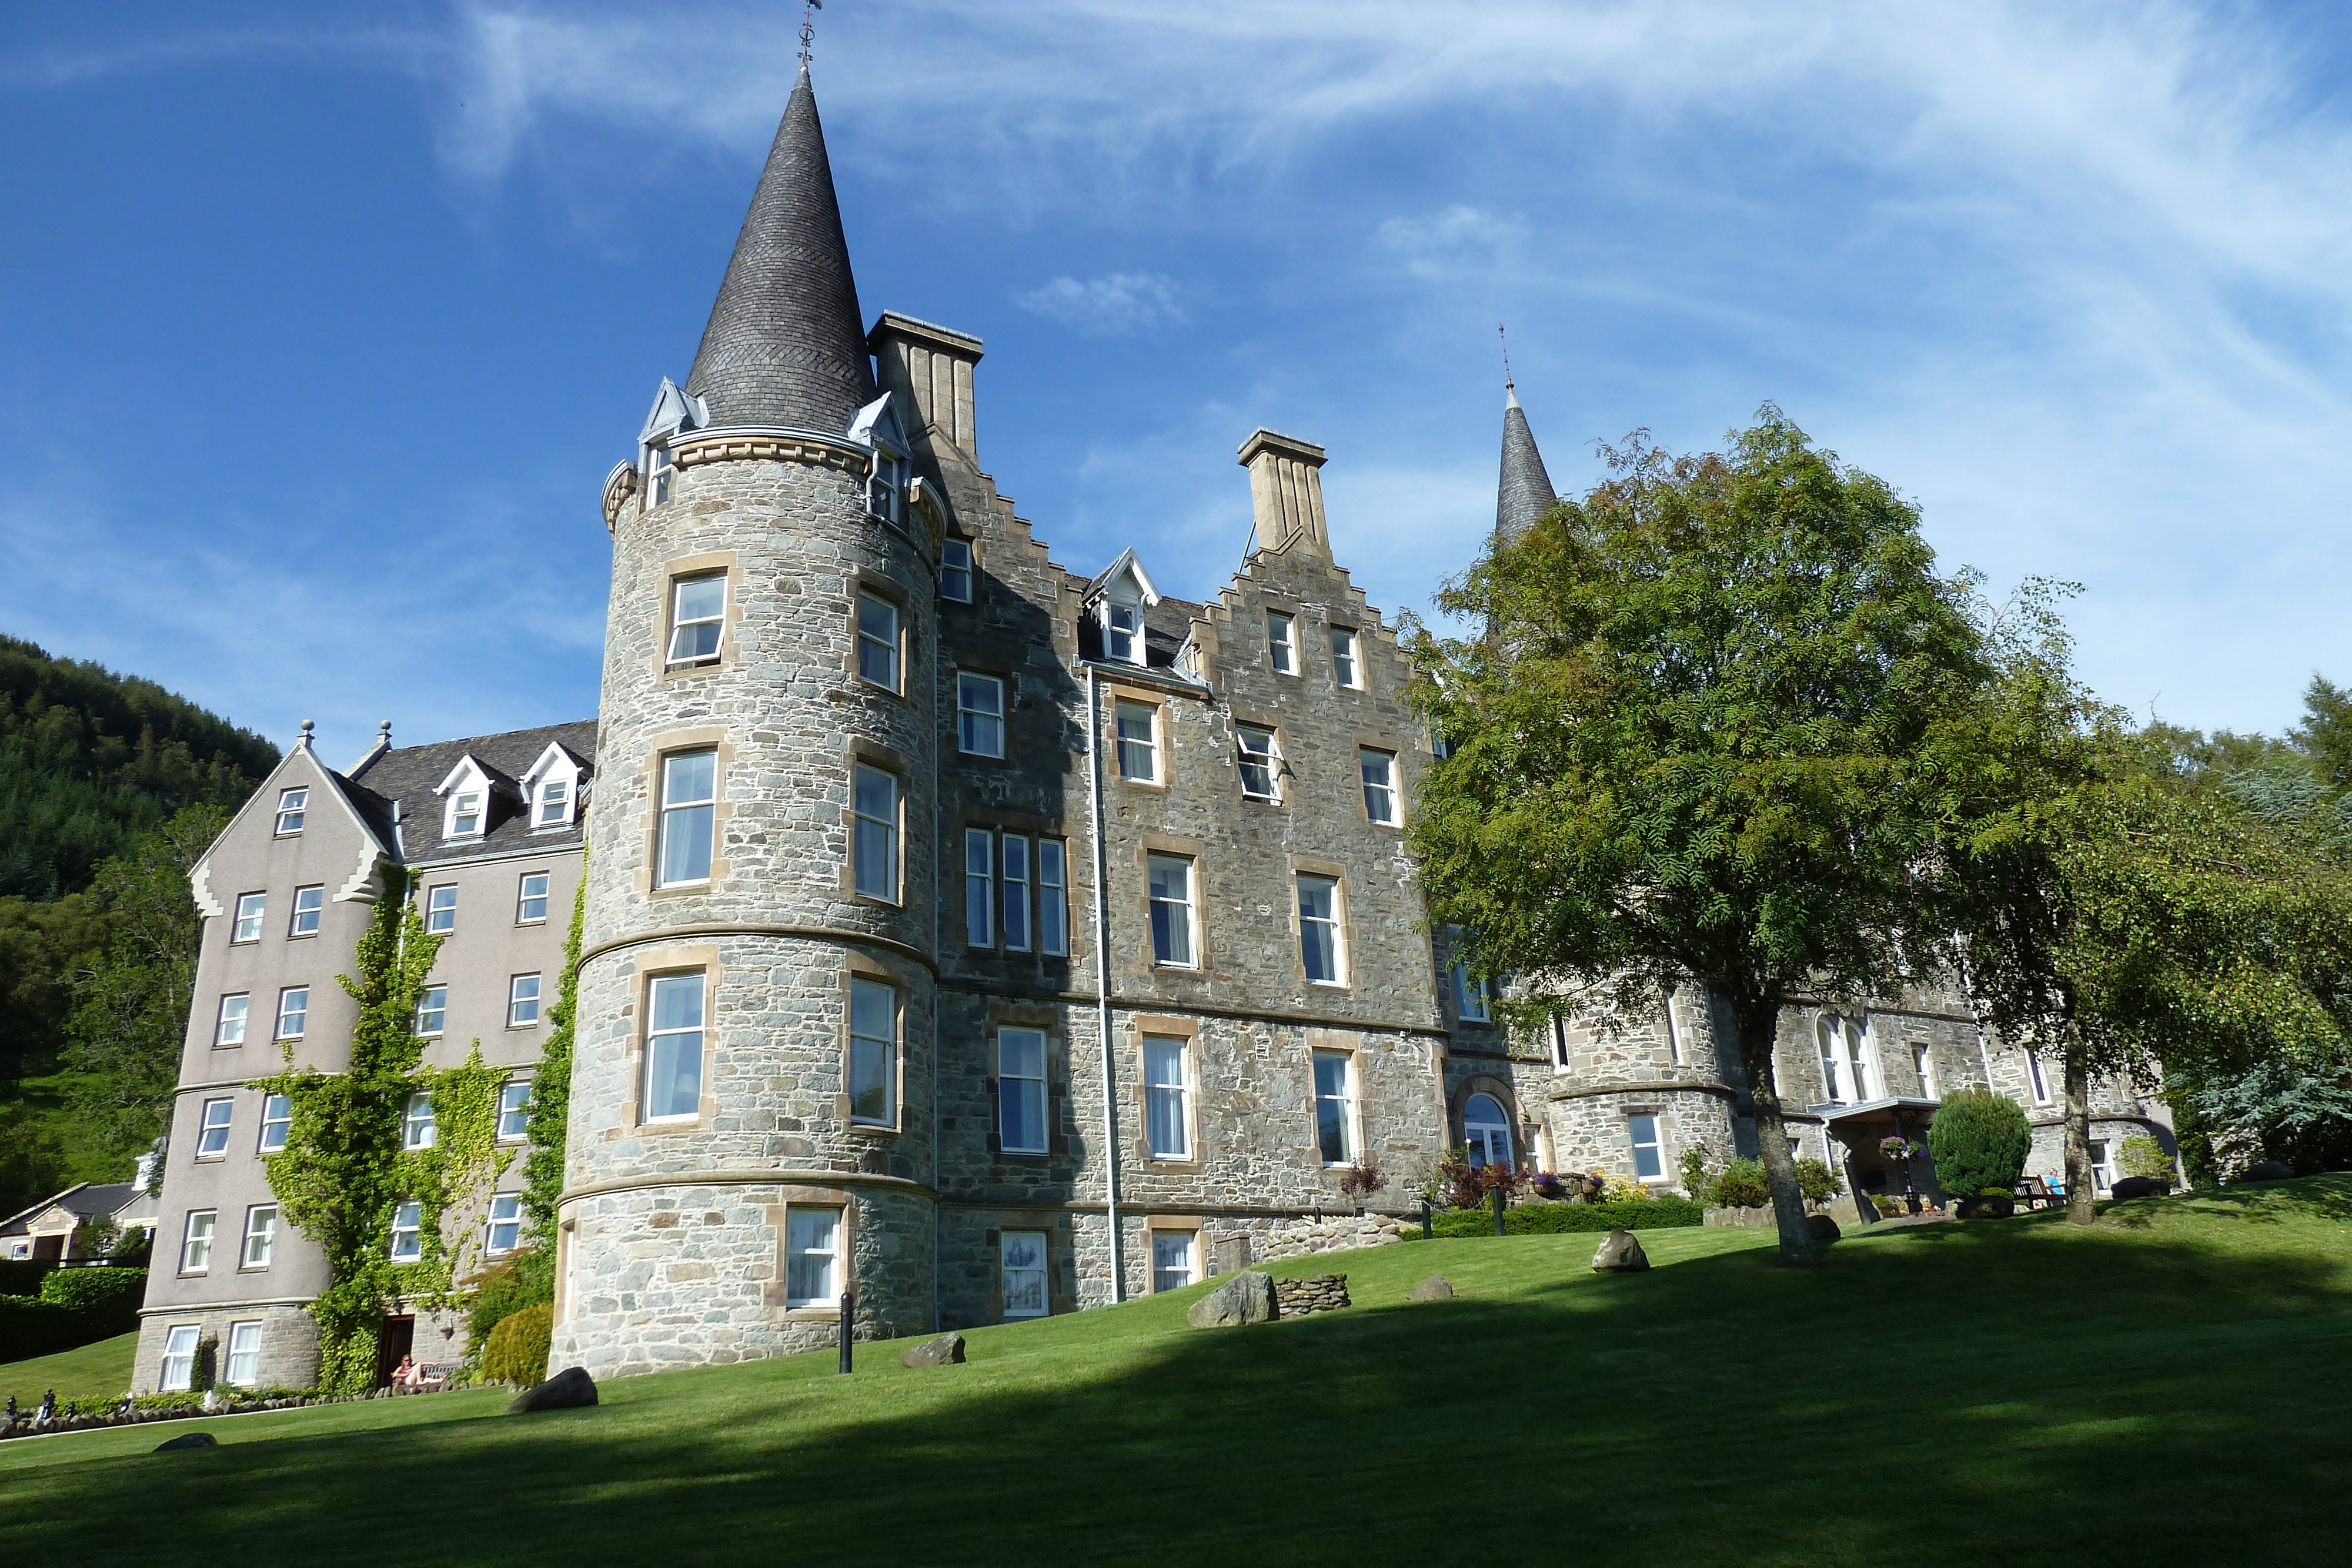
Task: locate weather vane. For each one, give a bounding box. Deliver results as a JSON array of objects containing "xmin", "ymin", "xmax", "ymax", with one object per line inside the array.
[
  {"xmin": 1498, "ymin": 323, "xmax": 1516, "ymax": 390},
  {"xmin": 800, "ymin": 0, "xmax": 822, "ymax": 68}
]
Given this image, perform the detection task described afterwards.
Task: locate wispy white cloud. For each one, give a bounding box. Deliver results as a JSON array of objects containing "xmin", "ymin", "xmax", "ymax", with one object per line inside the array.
[{"xmin": 1015, "ymin": 272, "xmax": 1185, "ymax": 335}]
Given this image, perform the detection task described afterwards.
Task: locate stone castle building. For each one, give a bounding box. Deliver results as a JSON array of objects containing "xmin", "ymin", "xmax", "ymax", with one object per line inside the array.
[{"xmin": 132, "ymin": 68, "xmax": 2177, "ymax": 1392}]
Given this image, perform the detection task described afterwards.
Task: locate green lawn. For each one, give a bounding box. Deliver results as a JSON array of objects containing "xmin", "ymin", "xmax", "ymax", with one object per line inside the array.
[
  {"xmin": 0, "ymin": 1331, "xmax": 138, "ymax": 1410},
  {"xmin": 5, "ymin": 1181, "xmax": 2350, "ymax": 1566}
]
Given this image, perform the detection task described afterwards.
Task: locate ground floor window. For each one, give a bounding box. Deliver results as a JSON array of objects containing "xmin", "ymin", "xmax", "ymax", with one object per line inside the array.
[
  {"xmin": 1464, "ymin": 1093, "xmax": 1514, "ymax": 1169},
  {"xmin": 160, "ymin": 1325, "xmax": 200, "ymax": 1391},
  {"xmin": 1001, "ymin": 1230, "xmax": 1048, "ymax": 1318},
  {"xmin": 2089, "ymin": 1139, "xmax": 2116, "ymax": 1193},
  {"xmin": 1628, "ymin": 1114, "xmax": 1666, "ymax": 1182},
  {"xmin": 786, "ymin": 1208, "xmax": 842, "ymax": 1308},
  {"xmin": 1151, "ymin": 1230, "xmax": 1196, "ymax": 1293},
  {"xmin": 225, "ymin": 1320, "xmax": 262, "ymax": 1386}
]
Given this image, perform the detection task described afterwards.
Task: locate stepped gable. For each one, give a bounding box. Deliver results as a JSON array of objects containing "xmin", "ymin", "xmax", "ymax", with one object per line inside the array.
[
  {"xmin": 1496, "ymin": 383, "xmax": 1557, "ymax": 546},
  {"xmin": 685, "ymin": 63, "xmax": 876, "ymax": 433},
  {"xmin": 339, "ymin": 720, "xmax": 597, "ymax": 864}
]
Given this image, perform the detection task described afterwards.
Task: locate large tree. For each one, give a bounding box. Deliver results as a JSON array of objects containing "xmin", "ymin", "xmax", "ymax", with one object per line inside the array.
[{"xmin": 1404, "ymin": 409, "xmax": 1986, "ymax": 1266}]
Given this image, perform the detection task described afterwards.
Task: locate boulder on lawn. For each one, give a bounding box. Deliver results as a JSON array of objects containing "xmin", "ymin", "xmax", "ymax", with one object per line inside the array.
[
  {"xmin": 1806, "ymin": 1213, "xmax": 1842, "ymax": 1243},
  {"xmin": 2110, "ymin": 1175, "xmax": 2170, "ymax": 1201},
  {"xmin": 152, "ymin": 1430, "xmax": 218, "ymax": 1453},
  {"xmin": 2242, "ymin": 1161, "xmax": 2295, "ymax": 1183},
  {"xmin": 1187, "ymin": 1270, "xmax": 1277, "ymax": 1328},
  {"xmin": 900, "ymin": 1333, "xmax": 965, "ymax": 1368},
  {"xmin": 507, "ymin": 1365, "xmax": 598, "ymax": 1415},
  {"xmin": 1591, "ymin": 1229, "xmax": 1650, "ymax": 1273},
  {"xmin": 1407, "ymin": 1274, "xmax": 1454, "ymax": 1301}
]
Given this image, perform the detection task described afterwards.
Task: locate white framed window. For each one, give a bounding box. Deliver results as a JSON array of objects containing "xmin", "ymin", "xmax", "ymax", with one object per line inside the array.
[
  {"xmin": 785, "ymin": 1207, "xmax": 841, "ymax": 1308},
  {"xmin": 416, "ymin": 985, "xmax": 447, "ymax": 1037},
  {"xmin": 958, "ymin": 672, "xmax": 1005, "ymax": 757},
  {"xmin": 1038, "ymin": 839, "xmax": 1068, "ymax": 958},
  {"xmin": 1001, "ymin": 1230, "xmax": 1048, "ymax": 1317},
  {"xmin": 275, "ymin": 986, "xmax": 308, "ymax": 1041},
  {"xmin": 497, "ymin": 1079, "xmax": 530, "ymax": 1142},
  {"xmin": 1312, "ymin": 1049, "xmax": 1355, "ymax": 1165},
  {"xmin": 848, "ymin": 977, "xmax": 896, "ymax": 1126},
  {"xmin": 215, "ymin": 993, "xmax": 249, "ymax": 1048},
  {"xmin": 535, "ymin": 777, "xmax": 570, "ymax": 828},
  {"xmin": 450, "ymin": 791, "xmax": 484, "ymax": 838},
  {"xmin": 1464, "ymin": 1094, "xmax": 1514, "ymax": 1168},
  {"xmin": 666, "ymin": 572, "xmax": 726, "ymax": 666},
  {"xmin": 644, "ymin": 972, "xmax": 706, "ymax": 1122},
  {"xmin": 870, "ymin": 444, "xmax": 909, "ymax": 521},
  {"xmin": 2089, "ymin": 1138, "xmax": 2117, "ymax": 1194},
  {"xmin": 1359, "ymin": 748, "xmax": 1397, "ymax": 825},
  {"xmin": 241, "ymin": 1205, "xmax": 277, "ymax": 1269},
  {"xmin": 997, "ymin": 1027, "xmax": 1048, "ymax": 1155},
  {"xmin": 1913, "ymin": 1041, "xmax": 1938, "ymax": 1099},
  {"xmin": 179, "ymin": 1211, "xmax": 216, "ymax": 1273},
  {"xmin": 424, "ymin": 884, "xmax": 457, "ymax": 935},
  {"xmin": 516, "ymin": 871, "xmax": 549, "ymax": 924},
  {"xmin": 964, "ymin": 828, "xmax": 994, "ymax": 947},
  {"xmin": 224, "ymin": 1320, "xmax": 263, "ymax": 1386},
  {"xmin": 1628, "ymin": 1113, "xmax": 1666, "ymax": 1182},
  {"xmin": 1115, "ymin": 700, "xmax": 1158, "ymax": 783},
  {"xmin": 657, "ymin": 750, "xmax": 718, "ymax": 888},
  {"xmin": 1144, "ymin": 1035, "xmax": 1191, "ymax": 1161},
  {"xmin": 1151, "ymin": 1229, "xmax": 1196, "ymax": 1293},
  {"xmin": 1104, "ymin": 599, "xmax": 1142, "ymax": 664},
  {"xmin": 1237, "ymin": 726, "xmax": 1281, "ymax": 801},
  {"xmin": 1267, "ymin": 610, "xmax": 1295, "ymax": 674},
  {"xmin": 851, "ymin": 764, "xmax": 900, "ymax": 901},
  {"xmin": 508, "ymin": 973, "xmax": 543, "ymax": 1028},
  {"xmin": 1298, "ymin": 874, "xmax": 1344, "ymax": 985},
  {"xmin": 289, "ymin": 884, "xmax": 324, "ymax": 938},
  {"xmin": 196, "ymin": 1097, "xmax": 233, "ymax": 1159},
  {"xmin": 1147, "ymin": 854, "xmax": 1195, "ymax": 967},
  {"xmin": 857, "ymin": 593, "xmax": 901, "ymax": 691},
  {"xmin": 1449, "ymin": 930, "xmax": 1489, "ymax": 1022},
  {"xmin": 1001, "ymin": 834, "xmax": 1031, "ymax": 952},
  {"xmin": 486, "ymin": 1193, "xmax": 524, "ymax": 1255},
  {"xmin": 258, "ymin": 1092, "xmax": 292, "ymax": 1154},
  {"xmin": 389, "ymin": 1199, "xmax": 423, "ymax": 1263},
  {"xmin": 648, "ymin": 443, "xmax": 674, "ymax": 507},
  {"xmin": 232, "ymin": 892, "xmax": 265, "ymax": 944},
  {"xmin": 1816, "ymin": 1015, "xmax": 1875, "ymax": 1104},
  {"xmin": 2026, "ymin": 1048, "xmax": 2052, "ymax": 1104},
  {"xmin": 1663, "ymin": 992, "xmax": 1685, "ymax": 1064},
  {"xmin": 940, "ymin": 538, "xmax": 974, "ymax": 603},
  {"xmin": 1330, "ymin": 626, "xmax": 1360, "ymax": 688},
  {"xmin": 273, "ymin": 788, "xmax": 308, "ymax": 837},
  {"xmin": 403, "ymin": 1091, "xmax": 437, "ymax": 1151},
  {"xmin": 161, "ymin": 1325, "xmax": 201, "ymax": 1390}
]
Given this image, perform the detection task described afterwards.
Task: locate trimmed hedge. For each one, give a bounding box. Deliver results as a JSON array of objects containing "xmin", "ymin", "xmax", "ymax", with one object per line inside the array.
[
  {"xmin": 39, "ymin": 1266, "xmax": 145, "ymax": 1315},
  {"xmin": 0, "ymin": 1268, "xmax": 146, "ymax": 1362},
  {"xmin": 1412, "ymin": 1199, "xmax": 1705, "ymax": 1239},
  {"xmin": 0, "ymin": 1261, "xmax": 55, "ymax": 1297},
  {"xmin": 0, "ymin": 1296, "xmax": 85, "ymax": 1362}
]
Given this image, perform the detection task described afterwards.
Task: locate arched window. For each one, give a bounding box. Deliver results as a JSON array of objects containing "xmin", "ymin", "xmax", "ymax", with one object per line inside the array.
[
  {"xmin": 1464, "ymin": 1094, "xmax": 1514, "ymax": 1169},
  {"xmin": 1815, "ymin": 1014, "xmax": 1876, "ymax": 1105}
]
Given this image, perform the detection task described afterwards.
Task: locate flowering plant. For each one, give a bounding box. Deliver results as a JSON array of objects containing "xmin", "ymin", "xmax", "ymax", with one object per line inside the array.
[{"xmin": 1880, "ymin": 1136, "xmax": 1920, "ymax": 1161}]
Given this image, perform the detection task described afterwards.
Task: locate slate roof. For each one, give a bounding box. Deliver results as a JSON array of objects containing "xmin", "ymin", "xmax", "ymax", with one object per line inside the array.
[
  {"xmin": 1496, "ymin": 385, "xmax": 1558, "ymax": 546},
  {"xmin": 684, "ymin": 64, "xmax": 877, "ymax": 434},
  {"xmin": 341, "ymin": 720, "xmax": 598, "ymax": 866},
  {"xmin": 0, "ymin": 1182, "xmax": 141, "ymax": 1235}
]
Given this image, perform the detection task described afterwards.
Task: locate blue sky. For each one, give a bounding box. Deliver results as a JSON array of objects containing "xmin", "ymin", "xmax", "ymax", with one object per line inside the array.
[{"xmin": 5, "ymin": 1, "xmax": 2349, "ymax": 762}]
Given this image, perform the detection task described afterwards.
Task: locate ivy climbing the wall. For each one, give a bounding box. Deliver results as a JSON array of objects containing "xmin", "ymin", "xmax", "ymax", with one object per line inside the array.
[{"xmin": 522, "ymin": 864, "xmax": 582, "ymax": 1245}]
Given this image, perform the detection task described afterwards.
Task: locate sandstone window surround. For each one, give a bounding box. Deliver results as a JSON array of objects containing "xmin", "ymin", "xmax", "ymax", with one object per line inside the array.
[
  {"xmin": 1329, "ymin": 624, "xmax": 1362, "ymax": 690},
  {"xmin": 496, "ymin": 1079, "xmax": 531, "ymax": 1142},
  {"xmin": 940, "ymin": 537, "xmax": 975, "ymax": 603},
  {"xmin": 1295, "ymin": 870, "xmax": 1348, "ymax": 988},
  {"xmin": 273, "ymin": 787, "xmax": 308, "ymax": 837},
  {"xmin": 643, "ymin": 969, "xmax": 709, "ymax": 1125},
  {"xmin": 1312, "ymin": 1048, "xmax": 1357, "ymax": 1165},
  {"xmin": 996, "ymin": 1026, "xmax": 1050, "ymax": 1155},
  {"xmin": 762, "ymin": 1186, "xmax": 862, "ymax": 1320},
  {"xmin": 258, "ymin": 1092, "xmax": 291, "ymax": 1154},
  {"xmin": 240, "ymin": 1204, "xmax": 277, "ymax": 1271},
  {"xmin": 288, "ymin": 884, "xmax": 323, "ymax": 938},
  {"xmin": 160, "ymin": 1325, "xmax": 200, "ymax": 1389},
  {"xmin": 416, "ymin": 984, "xmax": 447, "ymax": 1037},
  {"xmin": 224, "ymin": 1320, "xmax": 263, "ymax": 1386},
  {"xmin": 850, "ymin": 760, "xmax": 903, "ymax": 904},
  {"xmin": 232, "ymin": 891, "xmax": 265, "ymax": 945},
  {"xmin": 1001, "ymin": 1229, "xmax": 1049, "ymax": 1317},
  {"xmin": 275, "ymin": 985, "xmax": 308, "ymax": 1041},
  {"xmin": 1150, "ymin": 1229, "xmax": 1197, "ymax": 1293},
  {"xmin": 1144, "ymin": 1032, "xmax": 1194, "ymax": 1162},
  {"xmin": 1815, "ymin": 1014, "xmax": 1875, "ymax": 1105},
  {"xmin": 424, "ymin": 883, "xmax": 458, "ymax": 934},
  {"xmin": 1236, "ymin": 723, "xmax": 1282, "ymax": 802},
  {"xmin": 656, "ymin": 750, "xmax": 720, "ymax": 890},
  {"xmin": 1463, "ymin": 1092, "xmax": 1514, "ymax": 1168},
  {"xmin": 1913, "ymin": 1040, "xmax": 1939, "ymax": 1098},
  {"xmin": 516, "ymin": 870, "xmax": 550, "ymax": 925},
  {"xmin": 196, "ymin": 1097, "xmax": 234, "ymax": 1159},
  {"xmin": 1147, "ymin": 852, "xmax": 1197, "ymax": 968},
  {"xmin": 1114, "ymin": 696, "xmax": 1162, "ymax": 785},
  {"xmin": 958, "ymin": 671, "xmax": 1006, "ymax": 758},
  {"xmin": 1359, "ymin": 747, "xmax": 1399, "ymax": 826},
  {"xmin": 403, "ymin": 1091, "xmax": 437, "ymax": 1151},
  {"xmin": 846, "ymin": 973, "xmax": 898, "ymax": 1129},
  {"xmin": 785, "ymin": 1205, "xmax": 844, "ymax": 1309},
  {"xmin": 1265, "ymin": 609, "xmax": 1297, "ymax": 675},
  {"xmin": 508, "ymin": 973, "xmax": 543, "ymax": 1028},
  {"xmin": 486, "ymin": 1193, "xmax": 523, "ymax": 1255},
  {"xmin": 179, "ymin": 1209, "xmax": 216, "ymax": 1274},
  {"xmin": 214, "ymin": 992, "xmax": 249, "ymax": 1048},
  {"xmin": 654, "ymin": 552, "xmax": 742, "ymax": 681},
  {"xmin": 389, "ymin": 1199, "xmax": 423, "ymax": 1262},
  {"xmin": 857, "ymin": 590, "xmax": 903, "ymax": 693}
]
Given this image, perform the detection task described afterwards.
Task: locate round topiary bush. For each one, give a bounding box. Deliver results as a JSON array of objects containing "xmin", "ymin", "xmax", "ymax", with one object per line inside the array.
[
  {"xmin": 1928, "ymin": 1089, "xmax": 2032, "ymax": 1199},
  {"xmin": 482, "ymin": 1302, "xmax": 553, "ymax": 1388}
]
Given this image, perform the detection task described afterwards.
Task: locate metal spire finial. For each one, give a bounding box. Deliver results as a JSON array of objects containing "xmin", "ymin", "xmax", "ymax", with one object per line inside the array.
[
  {"xmin": 1498, "ymin": 323, "xmax": 1514, "ymax": 390},
  {"xmin": 800, "ymin": 0, "xmax": 822, "ymax": 68}
]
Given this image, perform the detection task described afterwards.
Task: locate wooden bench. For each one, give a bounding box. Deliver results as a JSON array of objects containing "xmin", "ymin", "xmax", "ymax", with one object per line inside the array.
[
  {"xmin": 2014, "ymin": 1177, "xmax": 2067, "ymax": 1211},
  {"xmin": 393, "ymin": 1363, "xmax": 450, "ymax": 1395}
]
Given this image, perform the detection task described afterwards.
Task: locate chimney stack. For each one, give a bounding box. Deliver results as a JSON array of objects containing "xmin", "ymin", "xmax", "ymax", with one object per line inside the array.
[
  {"xmin": 870, "ymin": 312, "xmax": 983, "ymax": 466},
  {"xmin": 1238, "ymin": 429, "xmax": 1329, "ymax": 559}
]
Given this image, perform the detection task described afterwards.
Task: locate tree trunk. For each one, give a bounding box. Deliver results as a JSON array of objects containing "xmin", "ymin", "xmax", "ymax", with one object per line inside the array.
[
  {"xmin": 1735, "ymin": 998, "xmax": 1816, "ymax": 1267},
  {"xmin": 2062, "ymin": 1049, "xmax": 2096, "ymax": 1226}
]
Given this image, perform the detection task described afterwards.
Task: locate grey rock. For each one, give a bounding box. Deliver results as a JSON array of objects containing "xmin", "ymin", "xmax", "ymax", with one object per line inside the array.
[
  {"xmin": 2243, "ymin": 1161, "xmax": 2295, "ymax": 1183},
  {"xmin": 507, "ymin": 1365, "xmax": 599, "ymax": 1414},
  {"xmin": 899, "ymin": 1333, "xmax": 965, "ymax": 1368},
  {"xmin": 2110, "ymin": 1175, "xmax": 2170, "ymax": 1200},
  {"xmin": 1806, "ymin": 1213, "xmax": 1842, "ymax": 1242},
  {"xmin": 152, "ymin": 1430, "xmax": 218, "ymax": 1452},
  {"xmin": 1187, "ymin": 1270, "xmax": 1277, "ymax": 1328},
  {"xmin": 1408, "ymin": 1274, "xmax": 1454, "ymax": 1300},
  {"xmin": 1590, "ymin": 1229, "xmax": 1651, "ymax": 1273}
]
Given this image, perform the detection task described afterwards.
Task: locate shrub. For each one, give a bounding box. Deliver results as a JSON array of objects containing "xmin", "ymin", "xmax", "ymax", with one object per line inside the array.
[
  {"xmin": 0, "ymin": 1259, "xmax": 55, "ymax": 1296},
  {"xmin": 1711, "ymin": 1158, "xmax": 1771, "ymax": 1209},
  {"xmin": 2120, "ymin": 1136, "xmax": 2173, "ymax": 1181},
  {"xmin": 1337, "ymin": 1156, "xmax": 1387, "ymax": 1201},
  {"xmin": 464, "ymin": 1246, "xmax": 554, "ymax": 1365},
  {"xmin": 0, "ymin": 1295, "xmax": 82, "ymax": 1359},
  {"xmin": 1928, "ymin": 1089, "xmax": 2032, "ymax": 1198},
  {"xmin": 39, "ymin": 1265, "xmax": 147, "ymax": 1313},
  {"xmin": 1794, "ymin": 1158, "xmax": 1845, "ymax": 1203},
  {"xmin": 1598, "ymin": 1172, "xmax": 1652, "ymax": 1203},
  {"xmin": 482, "ymin": 1302, "xmax": 553, "ymax": 1387},
  {"xmin": 1414, "ymin": 1197, "xmax": 1703, "ymax": 1239}
]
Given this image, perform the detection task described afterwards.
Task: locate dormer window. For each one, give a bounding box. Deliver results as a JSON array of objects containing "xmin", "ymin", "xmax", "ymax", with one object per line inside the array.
[
  {"xmin": 517, "ymin": 741, "xmax": 586, "ymax": 834},
  {"xmin": 647, "ymin": 444, "xmax": 674, "ymax": 507},
  {"xmin": 1105, "ymin": 601, "xmax": 1140, "ymax": 664},
  {"xmin": 1084, "ymin": 550, "xmax": 1161, "ymax": 670},
  {"xmin": 436, "ymin": 754, "xmax": 506, "ymax": 842},
  {"xmin": 537, "ymin": 778, "xmax": 570, "ymax": 828},
  {"xmin": 451, "ymin": 792, "xmax": 483, "ymax": 838},
  {"xmin": 871, "ymin": 447, "xmax": 908, "ymax": 523}
]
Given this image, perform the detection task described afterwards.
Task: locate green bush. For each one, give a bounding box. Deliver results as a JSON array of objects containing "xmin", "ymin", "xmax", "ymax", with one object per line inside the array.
[
  {"xmin": 1, "ymin": 1269, "xmax": 146, "ymax": 1360},
  {"xmin": 0, "ymin": 1295, "xmax": 82, "ymax": 1360},
  {"xmin": 482, "ymin": 1302, "xmax": 553, "ymax": 1387},
  {"xmin": 38, "ymin": 1265, "xmax": 146, "ymax": 1314},
  {"xmin": 464, "ymin": 1247, "xmax": 554, "ymax": 1369},
  {"xmin": 2120, "ymin": 1136, "xmax": 2173, "ymax": 1181},
  {"xmin": 1795, "ymin": 1158, "xmax": 1845, "ymax": 1203},
  {"xmin": 1928, "ymin": 1089, "xmax": 2032, "ymax": 1198},
  {"xmin": 1414, "ymin": 1198, "xmax": 1704, "ymax": 1239},
  {"xmin": 0, "ymin": 1260, "xmax": 55, "ymax": 1296},
  {"xmin": 1710, "ymin": 1158, "xmax": 1770, "ymax": 1208}
]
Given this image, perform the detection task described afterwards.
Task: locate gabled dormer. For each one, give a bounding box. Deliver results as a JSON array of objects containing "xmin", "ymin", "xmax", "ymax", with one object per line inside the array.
[
  {"xmin": 517, "ymin": 741, "xmax": 590, "ymax": 832},
  {"xmin": 1082, "ymin": 549, "xmax": 1160, "ymax": 667},
  {"xmin": 848, "ymin": 392, "xmax": 911, "ymax": 526},
  {"xmin": 638, "ymin": 376, "xmax": 709, "ymax": 510},
  {"xmin": 433, "ymin": 754, "xmax": 517, "ymax": 844}
]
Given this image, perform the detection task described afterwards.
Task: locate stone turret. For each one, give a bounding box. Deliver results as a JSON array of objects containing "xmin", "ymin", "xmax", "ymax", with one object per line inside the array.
[
  {"xmin": 1495, "ymin": 383, "xmax": 1556, "ymax": 547},
  {"xmin": 559, "ymin": 65, "xmax": 939, "ymax": 1380}
]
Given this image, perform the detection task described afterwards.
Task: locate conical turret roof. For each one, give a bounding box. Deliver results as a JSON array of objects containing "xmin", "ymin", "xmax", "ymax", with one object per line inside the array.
[
  {"xmin": 1495, "ymin": 384, "xmax": 1557, "ymax": 546},
  {"xmin": 685, "ymin": 65, "xmax": 876, "ymax": 432}
]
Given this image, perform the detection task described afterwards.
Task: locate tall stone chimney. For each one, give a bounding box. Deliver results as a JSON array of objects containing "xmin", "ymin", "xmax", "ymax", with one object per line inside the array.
[
  {"xmin": 1238, "ymin": 429, "xmax": 1329, "ymax": 559},
  {"xmin": 870, "ymin": 312, "xmax": 982, "ymax": 467}
]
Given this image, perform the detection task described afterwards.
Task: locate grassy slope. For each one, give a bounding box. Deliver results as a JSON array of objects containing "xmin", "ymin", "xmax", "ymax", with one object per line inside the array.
[
  {"xmin": 0, "ymin": 1331, "xmax": 137, "ymax": 1409},
  {"xmin": 5, "ymin": 1181, "xmax": 2350, "ymax": 1566}
]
